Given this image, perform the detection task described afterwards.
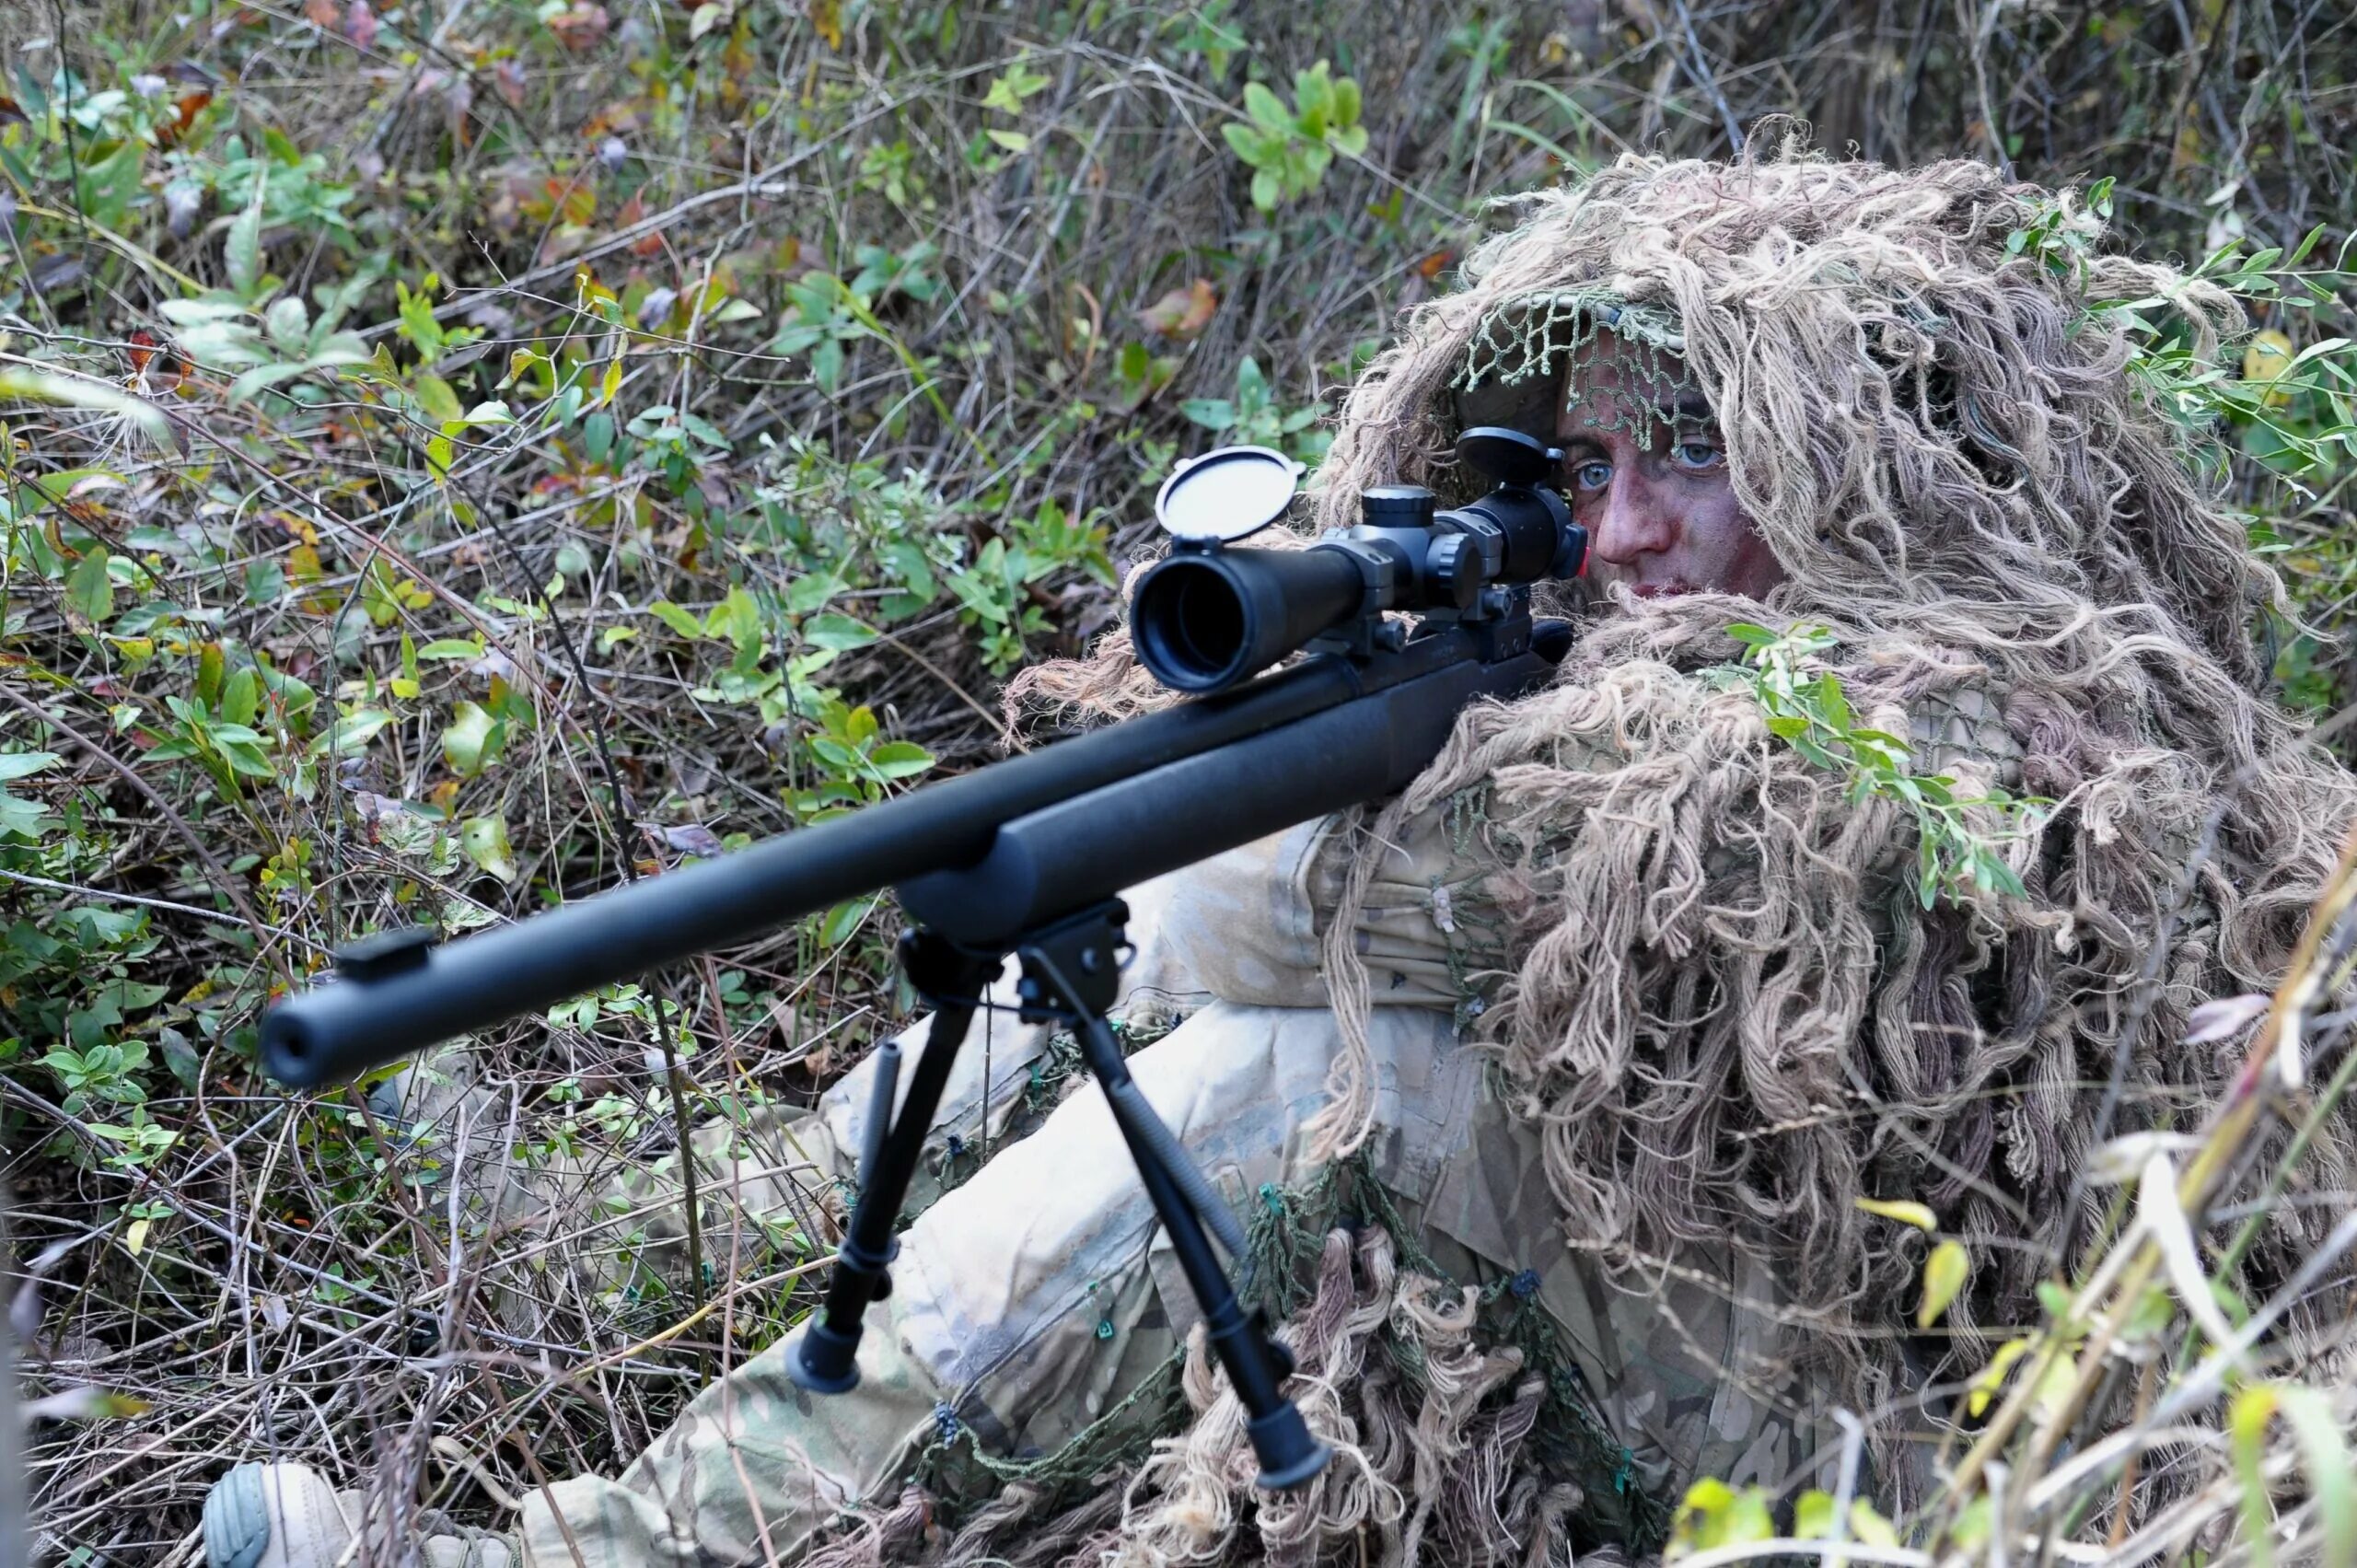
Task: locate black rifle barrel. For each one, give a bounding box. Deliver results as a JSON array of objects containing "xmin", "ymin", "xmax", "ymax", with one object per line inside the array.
[
  {"xmin": 264, "ymin": 625, "xmax": 1560, "ymax": 1089},
  {"xmin": 900, "ymin": 634, "xmax": 1554, "ymax": 944}
]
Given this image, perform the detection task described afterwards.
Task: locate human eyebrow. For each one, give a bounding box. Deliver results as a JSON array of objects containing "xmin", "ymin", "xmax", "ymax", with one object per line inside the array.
[{"xmin": 1655, "ymin": 394, "xmax": 1715, "ymax": 427}]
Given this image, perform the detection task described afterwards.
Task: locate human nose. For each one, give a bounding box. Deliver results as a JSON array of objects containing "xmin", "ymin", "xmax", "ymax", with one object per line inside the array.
[{"xmin": 1586, "ymin": 467, "xmax": 1678, "ymax": 566}]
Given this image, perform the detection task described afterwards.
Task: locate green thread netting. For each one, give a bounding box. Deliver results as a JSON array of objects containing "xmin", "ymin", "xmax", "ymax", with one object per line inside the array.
[{"xmin": 1453, "ymin": 288, "xmax": 1699, "ymax": 445}]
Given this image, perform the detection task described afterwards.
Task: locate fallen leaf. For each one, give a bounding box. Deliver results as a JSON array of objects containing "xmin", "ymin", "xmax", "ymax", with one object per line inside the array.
[
  {"xmin": 1137, "ymin": 278, "xmax": 1218, "ymax": 341},
  {"xmin": 641, "ymin": 820, "xmax": 726, "ymax": 858},
  {"xmin": 2088, "ymin": 1130, "xmax": 2206, "ymax": 1186},
  {"xmin": 303, "ymin": 0, "xmax": 337, "ymax": 24},
  {"xmin": 343, "ymin": 0, "xmax": 377, "ymax": 49},
  {"xmin": 493, "ymin": 57, "xmax": 527, "ymax": 109},
  {"xmin": 156, "ymin": 89, "xmax": 212, "ymax": 149},
  {"xmin": 546, "ymin": 3, "xmax": 610, "ymax": 50},
  {"xmin": 460, "ymin": 815, "xmax": 519, "ymax": 883}
]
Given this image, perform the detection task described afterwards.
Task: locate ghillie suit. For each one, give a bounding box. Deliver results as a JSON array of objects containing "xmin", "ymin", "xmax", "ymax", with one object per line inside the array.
[
  {"xmin": 203, "ymin": 147, "xmax": 2357, "ymax": 1568},
  {"xmin": 996, "ymin": 142, "xmax": 2357, "ymax": 1553}
]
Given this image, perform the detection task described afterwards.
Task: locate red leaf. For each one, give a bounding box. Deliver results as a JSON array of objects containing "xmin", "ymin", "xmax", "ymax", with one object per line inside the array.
[
  {"xmin": 343, "ymin": 0, "xmax": 377, "ymax": 49},
  {"xmin": 1137, "ymin": 277, "xmax": 1217, "ymax": 342},
  {"xmin": 546, "ymin": 3, "xmax": 610, "ymax": 50},
  {"xmin": 155, "ymin": 89, "xmax": 212, "ymax": 149}
]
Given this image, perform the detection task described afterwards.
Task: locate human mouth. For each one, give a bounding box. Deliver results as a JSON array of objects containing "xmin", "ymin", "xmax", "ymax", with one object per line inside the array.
[{"xmin": 1626, "ymin": 583, "xmax": 1694, "ymax": 599}]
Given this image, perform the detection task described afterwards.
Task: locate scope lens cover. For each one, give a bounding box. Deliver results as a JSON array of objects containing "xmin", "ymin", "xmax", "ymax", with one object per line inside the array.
[{"xmin": 1155, "ymin": 446, "xmax": 1302, "ymax": 543}]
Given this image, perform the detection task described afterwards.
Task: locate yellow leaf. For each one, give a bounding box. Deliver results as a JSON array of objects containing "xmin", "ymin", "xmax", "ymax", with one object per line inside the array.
[
  {"xmin": 460, "ymin": 814, "xmax": 519, "ymax": 883},
  {"xmin": 1855, "ymin": 1197, "xmax": 1938, "ymax": 1232},
  {"xmin": 1849, "ymin": 1500, "xmax": 1899, "ymax": 1550},
  {"xmin": 124, "ymin": 1218, "xmax": 150, "ymax": 1257},
  {"xmin": 2243, "ymin": 329, "xmax": 2296, "ymax": 408},
  {"xmin": 2032, "ymin": 1348, "xmax": 2081, "ymax": 1425},
  {"xmin": 1966, "ymin": 1336, "xmax": 2033, "ymax": 1418},
  {"xmin": 1918, "ymin": 1238, "xmax": 1971, "ymax": 1329},
  {"xmin": 808, "ymin": 0, "xmax": 842, "ymax": 49}
]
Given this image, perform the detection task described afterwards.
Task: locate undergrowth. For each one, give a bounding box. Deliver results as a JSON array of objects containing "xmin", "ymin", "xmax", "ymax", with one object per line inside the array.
[{"xmin": 0, "ymin": 0, "xmax": 2351, "ymax": 1562}]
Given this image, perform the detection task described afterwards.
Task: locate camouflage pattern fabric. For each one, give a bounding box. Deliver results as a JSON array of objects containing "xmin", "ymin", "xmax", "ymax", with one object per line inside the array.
[{"xmin": 505, "ymin": 810, "xmax": 1849, "ymax": 1566}]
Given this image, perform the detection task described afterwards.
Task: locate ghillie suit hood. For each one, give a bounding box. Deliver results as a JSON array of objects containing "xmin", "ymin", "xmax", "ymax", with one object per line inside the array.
[{"xmin": 980, "ymin": 144, "xmax": 2357, "ymax": 1562}]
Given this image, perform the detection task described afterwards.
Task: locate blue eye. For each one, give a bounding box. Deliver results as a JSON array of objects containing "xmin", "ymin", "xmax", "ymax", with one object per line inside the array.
[
  {"xmin": 1672, "ymin": 441, "xmax": 1724, "ymax": 470},
  {"xmin": 1572, "ymin": 460, "xmax": 1612, "ymax": 490}
]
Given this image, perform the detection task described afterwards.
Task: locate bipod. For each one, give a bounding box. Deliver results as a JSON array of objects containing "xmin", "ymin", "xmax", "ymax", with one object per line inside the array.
[{"xmin": 787, "ymin": 900, "xmax": 1329, "ymax": 1491}]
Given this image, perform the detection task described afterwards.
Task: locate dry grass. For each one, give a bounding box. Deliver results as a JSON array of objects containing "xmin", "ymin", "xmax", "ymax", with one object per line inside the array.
[{"xmin": 0, "ymin": 0, "xmax": 2353, "ymax": 1562}]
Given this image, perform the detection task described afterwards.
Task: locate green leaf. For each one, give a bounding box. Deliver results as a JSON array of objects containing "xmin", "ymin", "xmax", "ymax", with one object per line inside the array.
[
  {"xmin": 64, "ymin": 551, "xmax": 116, "ymax": 626},
  {"xmin": 819, "ymin": 895, "xmax": 877, "ymax": 947},
  {"xmin": 0, "ymin": 751, "xmax": 61, "ymax": 782},
  {"xmin": 2231, "ymin": 1384, "xmax": 2357, "ymax": 1568},
  {"xmin": 1918, "ymin": 1239, "xmax": 1970, "ymax": 1328},
  {"xmin": 416, "ymin": 638, "xmax": 484, "ymax": 661},
  {"xmin": 1243, "ymin": 81, "xmax": 1289, "ymax": 133},
  {"xmin": 442, "ymin": 702, "xmax": 498, "ymax": 776},
  {"xmin": 648, "ymin": 600, "xmax": 706, "ymax": 639},
  {"xmin": 865, "ymin": 740, "xmax": 935, "ymax": 781},
  {"xmin": 314, "ymin": 708, "xmax": 392, "ymax": 757},
  {"xmin": 985, "ymin": 128, "xmax": 1031, "ymax": 154},
  {"xmin": 412, "ymin": 372, "xmax": 464, "ymax": 425},
  {"xmin": 802, "ymin": 613, "xmax": 878, "ymax": 652},
  {"xmin": 460, "ymin": 815, "xmax": 519, "ymax": 883},
  {"xmin": 227, "ymin": 172, "xmax": 266, "ymax": 297},
  {"xmin": 220, "ymin": 667, "xmax": 260, "ymax": 727}
]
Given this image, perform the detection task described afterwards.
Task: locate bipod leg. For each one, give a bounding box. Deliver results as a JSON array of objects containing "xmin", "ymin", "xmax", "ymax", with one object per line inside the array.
[
  {"xmin": 1017, "ymin": 902, "xmax": 1329, "ymax": 1492},
  {"xmin": 790, "ymin": 930, "xmax": 1002, "ymax": 1394}
]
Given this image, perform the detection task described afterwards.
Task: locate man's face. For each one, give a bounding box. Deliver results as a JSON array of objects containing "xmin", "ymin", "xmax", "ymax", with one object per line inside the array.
[{"xmin": 1552, "ymin": 331, "xmax": 1784, "ymax": 600}]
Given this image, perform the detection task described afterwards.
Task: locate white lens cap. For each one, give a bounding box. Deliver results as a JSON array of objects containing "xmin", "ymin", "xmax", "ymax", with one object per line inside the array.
[{"xmin": 1154, "ymin": 446, "xmax": 1302, "ymax": 544}]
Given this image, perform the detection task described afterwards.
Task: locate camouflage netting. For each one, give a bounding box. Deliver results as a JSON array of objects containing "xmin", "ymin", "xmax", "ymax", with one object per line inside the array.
[
  {"xmin": 803, "ymin": 1163, "xmax": 1664, "ymax": 1568},
  {"xmin": 1009, "ymin": 136, "xmax": 2357, "ymax": 1544},
  {"xmin": 1450, "ymin": 288, "xmax": 1695, "ymax": 447}
]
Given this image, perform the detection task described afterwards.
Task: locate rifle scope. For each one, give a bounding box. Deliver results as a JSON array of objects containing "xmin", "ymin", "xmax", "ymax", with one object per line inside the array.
[{"xmin": 1132, "ymin": 427, "xmax": 1586, "ymax": 695}]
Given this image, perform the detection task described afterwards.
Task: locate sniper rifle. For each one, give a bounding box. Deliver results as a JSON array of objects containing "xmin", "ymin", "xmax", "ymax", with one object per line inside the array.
[{"xmin": 259, "ymin": 426, "xmax": 1590, "ymax": 1491}]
